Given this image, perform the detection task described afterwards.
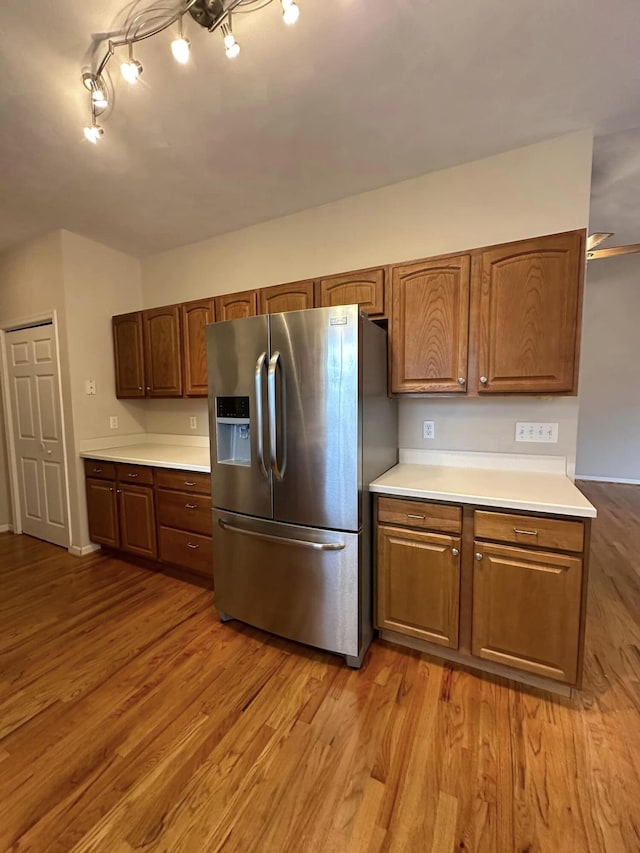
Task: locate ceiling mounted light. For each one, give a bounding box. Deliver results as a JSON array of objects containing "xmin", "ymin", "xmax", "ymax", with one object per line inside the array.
[
  {"xmin": 281, "ymin": 0, "xmax": 300, "ymax": 25},
  {"xmin": 83, "ymin": 123, "xmax": 104, "ymax": 144},
  {"xmin": 171, "ymin": 16, "xmax": 191, "ymax": 63},
  {"xmin": 121, "ymin": 43, "xmax": 143, "ymax": 84},
  {"xmin": 221, "ymin": 22, "xmax": 240, "ymax": 59}
]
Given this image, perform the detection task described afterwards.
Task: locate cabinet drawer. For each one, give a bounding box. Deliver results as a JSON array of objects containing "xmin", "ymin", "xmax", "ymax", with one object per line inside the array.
[
  {"xmin": 159, "ymin": 527, "xmax": 213, "ymax": 579},
  {"xmin": 83, "ymin": 459, "xmax": 116, "ymax": 480},
  {"xmin": 157, "ymin": 489, "xmax": 212, "ymax": 535},
  {"xmin": 474, "ymin": 510, "xmax": 584, "ymax": 553},
  {"xmin": 116, "ymin": 463, "xmax": 154, "ymax": 486},
  {"xmin": 155, "ymin": 468, "xmax": 211, "ymax": 495},
  {"xmin": 378, "ymin": 497, "xmax": 461, "ymax": 533}
]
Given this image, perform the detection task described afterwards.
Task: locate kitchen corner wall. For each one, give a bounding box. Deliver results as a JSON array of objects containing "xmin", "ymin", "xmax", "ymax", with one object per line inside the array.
[{"xmin": 141, "ymin": 130, "xmax": 593, "ymax": 475}]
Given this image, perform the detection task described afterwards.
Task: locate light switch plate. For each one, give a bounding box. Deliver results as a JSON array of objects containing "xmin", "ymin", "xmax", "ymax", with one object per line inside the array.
[
  {"xmin": 515, "ymin": 422, "xmax": 559, "ymax": 443},
  {"xmin": 190, "ymin": 416, "xmax": 197, "ymax": 430},
  {"xmin": 109, "ymin": 416, "xmax": 119, "ymax": 430},
  {"xmin": 423, "ymin": 420, "xmax": 435, "ymax": 440}
]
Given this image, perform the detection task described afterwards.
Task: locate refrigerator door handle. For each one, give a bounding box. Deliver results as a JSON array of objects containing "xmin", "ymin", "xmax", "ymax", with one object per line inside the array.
[
  {"xmin": 218, "ymin": 518, "xmax": 345, "ymax": 551},
  {"xmin": 254, "ymin": 351, "xmax": 268, "ymax": 479},
  {"xmin": 268, "ymin": 350, "xmax": 287, "ymax": 481}
]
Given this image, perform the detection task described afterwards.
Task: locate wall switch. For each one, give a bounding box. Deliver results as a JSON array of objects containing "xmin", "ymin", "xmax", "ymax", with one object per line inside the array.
[
  {"xmin": 190, "ymin": 416, "xmax": 197, "ymax": 430},
  {"xmin": 423, "ymin": 420, "xmax": 435, "ymax": 440},
  {"xmin": 84, "ymin": 379, "xmax": 96, "ymax": 395},
  {"xmin": 109, "ymin": 416, "xmax": 119, "ymax": 430},
  {"xmin": 515, "ymin": 422, "xmax": 559, "ymax": 443}
]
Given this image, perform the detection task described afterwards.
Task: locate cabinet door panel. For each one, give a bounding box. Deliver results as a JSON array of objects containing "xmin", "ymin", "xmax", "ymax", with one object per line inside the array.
[
  {"xmin": 391, "ymin": 255, "xmax": 470, "ymax": 393},
  {"xmin": 214, "ymin": 290, "xmax": 257, "ymax": 321},
  {"xmin": 143, "ymin": 305, "xmax": 183, "ymax": 397},
  {"xmin": 472, "ymin": 541, "xmax": 582, "ymax": 683},
  {"xmin": 377, "ymin": 525, "xmax": 460, "ymax": 648},
  {"xmin": 476, "ymin": 231, "xmax": 584, "ymax": 393},
  {"xmin": 317, "ymin": 268, "xmax": 386, "ymax": 317},
  {"xmin": 86, "ymin": 478, "xmax": 119, "ymax": 547},
  {"xmin": 258, "ymin": 281, "xmax": 314, "ymax": 314},
  {"xmin": 112, "ymin": 312, "xmax": 145, "ymax": 398},
  {"xmin": 118, "ymin": 485, "xmax": 157, "ymax": 559},
  {"xmin": 159, "ymin": 527, "xmax": 213, "ymax": 580},
  {"xmin": 183, "ymin": 298, "xmax": 215, "ymax": 396}
]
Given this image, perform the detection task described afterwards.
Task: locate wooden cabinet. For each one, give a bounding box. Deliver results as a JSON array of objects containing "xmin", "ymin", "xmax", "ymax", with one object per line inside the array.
[
  {"xmin": 118, "ymin": 482, "xmax": 157, "ymax": 559},
  {"xmin": 316, "ymin": 267, "xmax": 387, "ymax": 318},
  {"xmin": 156, "ymin": 469, "xmax": 213, "ymax": 582},
  {"xmin": 143, "ymin": 305, "xmax": 183, "ymax": 397},
  {"xmin": 182, "ymin": 298, "xmax": 215, "ymax": 397},
  {"xmin": 85, "ymin": 478, "xmax": 119, "ymax": 547},
  {"xmin": 474, "ymin": 231, "xmax": 584, "ymax": 393},
  {"xmin": 214, "ymin": 290, "xmax": 257, "ymax": 321},
  {"xmin": 376, "ymin": 499, "xmax": 462, "ymax": 648},
  {"xmin": 112, "ymin": 312, "xmax": 145, "ymax": 398},
  {"xmin": 391, "ymin": 255, "xmax": 471, "ymax": 393},
  {"xmin": 258, "ymin": 280, "xmax": 314, "ymax": 314}
]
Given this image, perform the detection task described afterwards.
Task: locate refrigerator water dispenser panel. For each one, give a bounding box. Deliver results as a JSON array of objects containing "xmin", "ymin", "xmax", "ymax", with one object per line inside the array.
[{"xmin": 215, "ymin": 396, "xmax": 251, "ymax": 466}]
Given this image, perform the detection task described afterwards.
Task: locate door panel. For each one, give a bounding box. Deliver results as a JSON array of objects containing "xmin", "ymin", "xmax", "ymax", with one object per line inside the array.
[
  {"xmin": 7, "ymin": 324, "xmax": 69, "ymax": 547},
  {"xmin": 118, "ymin": 485, "xmax": 157, "ymax": 558},
  {"xmin": 183, "ymin": 298, "xmax": 215, "ymax": 396},
  {"xmin": 143, "ymin": 305, "xmax": 183, "ymax": 397},
  {"xmin": 317, "ymin": 268, "xmax": 386, "ymax": 317},
  {"xmin": 270, "ymin": 305, "xmax": 360, "ymax": 532},
  {"xmin": 112, "ymin": 312, "xmax": 145, "ymax": 398},
  {"xmin": 214, "ymin": 509, "xmax": 360, "ymax": 657},
  {"xmin": 206, "ymin": 315, "xmax": 272, "ymax": 519},
  {"xmin": 258, "ymin": 281, "xmax": 315, "ymax": 315}
]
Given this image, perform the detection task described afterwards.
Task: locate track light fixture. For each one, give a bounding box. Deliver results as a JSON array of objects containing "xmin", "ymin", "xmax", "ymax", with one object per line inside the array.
[{"xmin": 81, "ymin": 0, "xmax": 303, "ymax": 143}]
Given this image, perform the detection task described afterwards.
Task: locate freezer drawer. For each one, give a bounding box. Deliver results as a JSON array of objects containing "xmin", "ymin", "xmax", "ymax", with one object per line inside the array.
[{"xmin": 213, "ymin": 509, "xmax": 361, "ymax": 659}]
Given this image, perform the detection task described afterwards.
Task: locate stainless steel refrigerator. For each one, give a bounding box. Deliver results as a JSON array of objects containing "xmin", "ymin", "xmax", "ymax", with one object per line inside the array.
[{"xmin": 206, "ymin": 304, "xmax": 397, "ymax": 667}]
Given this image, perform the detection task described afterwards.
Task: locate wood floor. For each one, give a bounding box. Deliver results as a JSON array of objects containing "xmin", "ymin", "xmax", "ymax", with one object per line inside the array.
[{"xmin": 0, "ymin": 481, "xmax": 638, "ymax": 853}]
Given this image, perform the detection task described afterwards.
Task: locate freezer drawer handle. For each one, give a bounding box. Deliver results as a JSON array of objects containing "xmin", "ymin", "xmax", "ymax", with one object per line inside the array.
[
  {"xmin": 268, "ymin": 350, "xmax": 287, "ymax": 481},
  {"xmin": 218, "ymin": 518, "xmax": 345, "ymax": 551},
  {"xmin": 255, "ymin": 351, "xmax": 269, "ymax": 479}
]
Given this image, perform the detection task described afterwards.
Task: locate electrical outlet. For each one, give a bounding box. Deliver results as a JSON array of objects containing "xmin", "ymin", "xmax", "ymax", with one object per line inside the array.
[
  {"xmin": 422, "ymin": 420, "xmax": 435, "ymax": 440},
  {"xmin": 84, "ymin": 379, "xmax": 96, "ymax": 395},
  {"xmin": 109, "ymin": 416, "xmax": 119, "ymax": 430},
  {"xmin": 190, "ymin": 416, "xmax": 197, "ymax": 430},
  {"xmin": 515, "ymin": 422, "xmax": 559, "ymax": 443}
]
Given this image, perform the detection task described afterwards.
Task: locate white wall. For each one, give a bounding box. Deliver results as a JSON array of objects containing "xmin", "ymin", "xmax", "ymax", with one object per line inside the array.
[
  {"xmin": 141, "ymin": 130, "xmax": 593, "ymax": 474},
  {"xmin": 576, "ymin": 253, "xmax": 640, "ymax": 482}
]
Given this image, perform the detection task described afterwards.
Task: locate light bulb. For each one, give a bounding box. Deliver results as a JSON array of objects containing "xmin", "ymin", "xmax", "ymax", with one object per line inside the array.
[
  {"xmin": 121, "ymin": 59, "xmax": 143, "ymax": 84},
  {"xmin": 282, "ymin": 0, "xmax": 300, "ymax": 24},
  {"xmin": 83, "ymin": 124, "xmax": 103, "ymax": 144},
  {"xmin": 224, "ymin": 32, "xmax": 240, "ymax": 58},
  {"xmin": 171, "ymin": 36, "xmax": 191, "ymax": 64},
  {"xmin": 91, "ymin": 88, "xmax": 108, "ymax": 109}
]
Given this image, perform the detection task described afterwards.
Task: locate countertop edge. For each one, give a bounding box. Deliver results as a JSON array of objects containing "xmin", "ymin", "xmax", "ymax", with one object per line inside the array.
[{"xmin": 80, "ymin": 446, "xmax": 211, "ymax": 474}]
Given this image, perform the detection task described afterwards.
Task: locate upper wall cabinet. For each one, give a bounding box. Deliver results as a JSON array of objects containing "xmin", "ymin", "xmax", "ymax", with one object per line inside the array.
[
  {"xmin": 143, "ymin": 305, "xmax": 183, "ymax": 397},
  {"xmin": 316, "ymin": 267, "xmax": 387, "ymax": 318},
  {"xmin": 391, "ymin": 255, "xmax": 471, "ymax": 393},
  {"xmin": 474, "ymin": 231, "xmax": 584, "ymax": 394},
  {"xmin": 214, "ymin": 289, "xmax": 257, "ymax": 322},
  {"xmin": 258, "ymin": 280, "xmax": 314, "ymax": 315},
  {"xmin": 182, "ymin": 298, "xmax": 215, "ymax": 397},
  {"xmin": 113, "ymin": 312, "xmax": 145, "ymax": 398}
]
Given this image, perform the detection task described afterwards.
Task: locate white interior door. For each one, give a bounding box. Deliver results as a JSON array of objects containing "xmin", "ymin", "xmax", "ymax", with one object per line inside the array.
[{"xmin": 6, "ymin": 324, "xmax": 69, "ymax": 547}]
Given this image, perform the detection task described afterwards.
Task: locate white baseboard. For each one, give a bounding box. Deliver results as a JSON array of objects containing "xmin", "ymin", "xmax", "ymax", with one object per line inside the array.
[
  {"xmin": 68, "ymin": 543, "xmax": 101, "ymax": 556},
  {"xmin": 575, "ymin": 475, "xmax": 640, "ymax": 485},
  {"xmin": 0, "ymin": 523, "xmax": 14, "ymax": 533}
]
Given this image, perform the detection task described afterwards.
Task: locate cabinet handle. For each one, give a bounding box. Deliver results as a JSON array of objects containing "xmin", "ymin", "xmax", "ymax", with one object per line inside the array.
[
  {"xmin": 513, "ymin": 528, "xmax": 538, "ymax": 536},
  {"xmin": 480, "ymin": 376, "xmax": 488, "ymax": 385},
  {"xmin": 407, "ymin": 513, "xmax": 425, "ymax": 520},
  {"xmin": 146, "ymin": 386, "xmax": 151, "ymax": 391},
  {"xmin": 128, "ymin": 472, "xmax": 139, "ymax": 478},
  {"xmin": 116, "ymin": 489, "xmax": 122, "ymax": 494},
  {"xmin": 186, "ymin": 542, "xmax": 200, "ymax": 550},
  {"xmin": 109, "ymin": 487, "xmax": 114, "ymax": 492},
  {"xmin": 184, "ymin": 481, "xmax": 196, "ymax": 487},
  {"xmin": 451, "ymin": 548, "xmax": 459, "ymax": 556},
  {"xmin": 458, "ymin": 377, "xmax": 465, "ymax": 386},
  {"xmin": 93, "ymin": 467, "xmax": 103, "ymax": 473},
  {"xmin": 138, "ymin": 386, "xmax": 143, "ymax": 391},
  {"xmin": 185, "ymin": 503, "xmax": 198, "ymax": 509},
  {"xmin": 475, "ymin": 552, "xmax": 483, "ymax": 560}
]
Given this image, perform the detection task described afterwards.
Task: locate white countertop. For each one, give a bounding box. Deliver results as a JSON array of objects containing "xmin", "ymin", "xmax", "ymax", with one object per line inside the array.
[
  {"xmin": 80, "ymin": 443, "xmax": 211, "ymax": 473},
  {"xmin": 370, "ymin": 451, "xmax": 596, "ymax": 518}
]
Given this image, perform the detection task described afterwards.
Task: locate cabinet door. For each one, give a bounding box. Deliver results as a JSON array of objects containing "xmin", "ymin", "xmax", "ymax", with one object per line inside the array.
[
  {"xmin": 475, "ymin": 230, "xmax": 584, "ymax": 393},
  {"xmin": 118, "ymin": 484, "xmax": 157, "ymax": 559},
  {"xmin": 258, "ymin": 281, "xmax": 314, "ymax": 314},
  {"xmin": 214, "ymin": 290, "xmax": 257, "ymax": 321},
  {"xmin": 377, "ymin": 525, "xmax": 461, "ymax": 648},
  {"xmin": 182, "ymin": 298, "xmax": 215, "ymax": 397},
  {"xmin": 143, "ymin": 305, "xmax": 183, "ymax": 397},
  {"xmin": 86, "ymin": 478, "xmax": 119, "ymax": 547},
  {"xmin": 472, "ymin": 541, "xmax": 582, "ymax": 683},
  {"xmin": 112, "ymin": 312, "xmax": 145, "ymax": 398},
  {"xmin": 317, "ymin": 268, "xmax": 386, "ymax": 317},
  {"xmin": 391, "ymin": 255, "xmax": 471, "ymax": 393}
]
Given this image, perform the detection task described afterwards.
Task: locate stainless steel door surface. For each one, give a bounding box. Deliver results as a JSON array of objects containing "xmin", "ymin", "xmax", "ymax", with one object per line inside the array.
[
  {"xmin": 206, "ymin": 316, "xmax": 272, "ymax": 519},
  {"xmin": 269, "ymin": 305, "xmax": 360, "ymax": 532},
  {"xmin": 213, "ymin": 509, "xmax": 361, "ymax": 657}
]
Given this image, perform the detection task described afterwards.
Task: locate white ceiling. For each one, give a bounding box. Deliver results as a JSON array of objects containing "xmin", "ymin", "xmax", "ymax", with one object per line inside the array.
[{"xmin": 1, "ymin": 0, "xmax": 640, "ymax": 257}]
